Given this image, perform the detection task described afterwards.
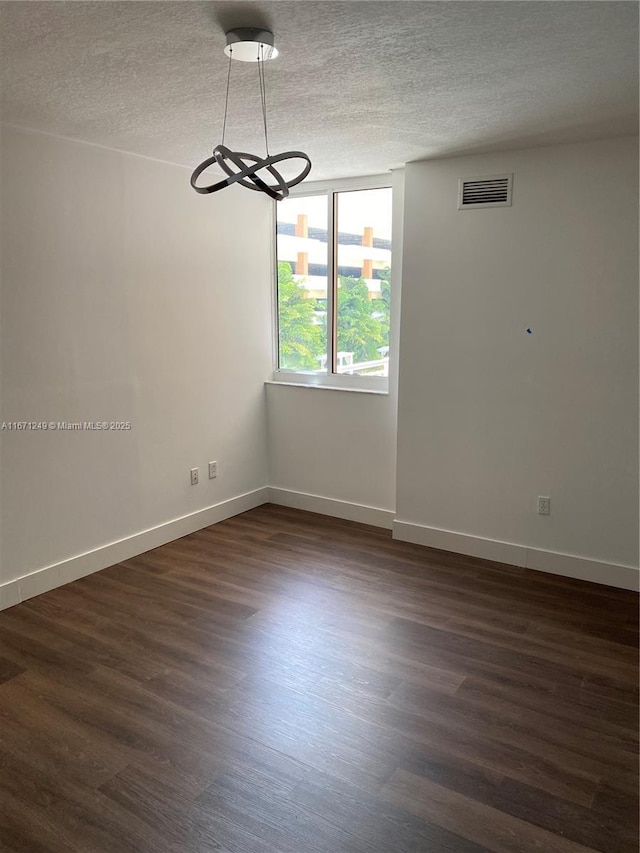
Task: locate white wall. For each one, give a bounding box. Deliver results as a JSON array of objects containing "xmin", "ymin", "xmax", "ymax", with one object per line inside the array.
[
  {"xmin": 266, "ymin": 170, "xmax": 404, "ymax": 525},
  {"xmin": 2, "ymin": 129, "xmax": 636, "ymax": 599},
  {"xmin": 266, "ymin": 385, "xmax": 396, "ymax": 521},
  {"xmin": 0, "ymin": 125, "xmax": 273, "ymax": 594},
  {"xmin": 396, "ymin": 137, "xmax": 639, "ymax": 578}
]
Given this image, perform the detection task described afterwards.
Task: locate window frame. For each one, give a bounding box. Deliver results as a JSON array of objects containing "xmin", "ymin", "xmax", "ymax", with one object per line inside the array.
[{"xmin": 272, "ymin": 174, "xmax": 393, "ymax": 393}]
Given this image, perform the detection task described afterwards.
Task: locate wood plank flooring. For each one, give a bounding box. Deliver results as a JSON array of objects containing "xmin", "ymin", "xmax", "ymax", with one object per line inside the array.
[{"xmin": 0, "ymin": 504, "xmax": 637, "ymax": 853}]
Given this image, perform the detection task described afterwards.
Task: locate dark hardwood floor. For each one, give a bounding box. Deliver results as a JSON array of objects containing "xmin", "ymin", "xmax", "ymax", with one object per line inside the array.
[{"xmin": 0, "ymin": 504, "xmax": 637, "ymax": 852}]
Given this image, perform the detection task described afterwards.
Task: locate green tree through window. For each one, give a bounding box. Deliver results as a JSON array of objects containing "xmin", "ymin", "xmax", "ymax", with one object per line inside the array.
[
  {"xmin": 277, "ymin": 262, "xmax": 325, "ymax": 370},
  {"xmin": 336, "ymin": 275, "xmax": 387, "ymax": 362},
  {"xmin": 377, "ymin": 267, "xmax": 391, "ymax": 334}
]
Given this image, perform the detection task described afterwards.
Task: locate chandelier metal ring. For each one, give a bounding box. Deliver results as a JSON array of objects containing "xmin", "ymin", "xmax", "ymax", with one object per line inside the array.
[
  {"xmin": 190, "ymin": 144, "xmax": 312, "ymax": 201},
  {"xmin": 214, "ymin": 145, "xmax": 289, "ymax": 198}
]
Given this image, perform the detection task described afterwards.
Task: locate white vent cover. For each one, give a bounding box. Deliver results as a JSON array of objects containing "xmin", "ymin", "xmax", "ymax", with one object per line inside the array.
[{"xmin": 458, "ymin": 174, "xmax": 513, "ymax": 209}]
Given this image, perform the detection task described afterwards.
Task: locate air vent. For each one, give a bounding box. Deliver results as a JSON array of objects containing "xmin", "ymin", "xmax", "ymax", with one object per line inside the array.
[{"xmin": 458, "ymin": 174, "xmax": 513, "ymax": 209}]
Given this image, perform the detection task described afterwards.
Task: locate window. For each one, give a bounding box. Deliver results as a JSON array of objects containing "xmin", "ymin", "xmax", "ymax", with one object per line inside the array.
[{"xmin": 275, "ymin": 183, "xmax": 392, "ymax": 390}]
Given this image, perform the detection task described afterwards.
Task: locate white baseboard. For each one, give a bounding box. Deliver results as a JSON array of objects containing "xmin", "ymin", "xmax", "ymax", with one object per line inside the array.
[
  {"xmin": 0, "ymin": 487, "xmax": 269, "ymax": 612},
  {"xmin": 392, "ymin": 519, "xmax": 640, "ymax": 591},
  {"xmin": 524, "ymin": 547, "xmax": 639, "ymax": 591},
  {"xmin": 2, "ymin": 492, "xmax": 636, "ymax": 612},
  {"xmin": 268, "ymin": 487, "xmax": 394, "ymax": 530}
]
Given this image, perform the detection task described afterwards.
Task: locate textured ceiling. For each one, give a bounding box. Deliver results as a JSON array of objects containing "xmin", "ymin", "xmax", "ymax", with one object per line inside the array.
[{"xmin": 1, "ymin": 1, "xmax": 638, "ymax": 181}]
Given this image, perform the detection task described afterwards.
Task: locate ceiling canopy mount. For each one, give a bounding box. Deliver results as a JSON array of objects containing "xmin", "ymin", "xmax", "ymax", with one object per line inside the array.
[{"xmin": 223, "ymin": 28, "xmax": 279, "ymax": 62}]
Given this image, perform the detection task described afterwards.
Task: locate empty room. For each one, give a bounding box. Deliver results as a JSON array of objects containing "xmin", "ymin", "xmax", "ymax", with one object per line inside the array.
[{"xmin": 0, "ymin": 2, "xmax": 638, "ymax": 852}]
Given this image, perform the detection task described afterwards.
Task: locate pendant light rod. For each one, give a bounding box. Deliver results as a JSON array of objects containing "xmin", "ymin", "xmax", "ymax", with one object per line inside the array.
[
  {"xmin": 220, "ymin": 51, "xmax": 232, "ymax": 147},
  {"xmin": 257, "ymin": 47, "xmax": 270, "ymax": 155}
]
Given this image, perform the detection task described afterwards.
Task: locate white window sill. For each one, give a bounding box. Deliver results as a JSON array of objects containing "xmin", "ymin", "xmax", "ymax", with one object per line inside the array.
[{"xmin": 265, "ymin": 380, "xmax": 388, "ymax": 396}]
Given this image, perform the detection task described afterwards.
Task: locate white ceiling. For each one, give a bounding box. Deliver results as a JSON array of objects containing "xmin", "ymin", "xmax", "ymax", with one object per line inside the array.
[{"xmin": 1, "ymin": 1, "xmax": 638, "ymax": 181}]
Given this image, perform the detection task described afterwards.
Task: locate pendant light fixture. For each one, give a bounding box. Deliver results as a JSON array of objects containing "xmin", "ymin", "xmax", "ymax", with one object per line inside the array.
[{"xmin": 190, "ymin": 28, "xmax": 311, "ymax": 201}]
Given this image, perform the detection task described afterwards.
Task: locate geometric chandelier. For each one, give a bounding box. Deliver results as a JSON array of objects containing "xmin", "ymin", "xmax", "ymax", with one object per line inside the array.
[{"xmin": 190, "ymin": 28, "xmax": 312, "ymax": 201}]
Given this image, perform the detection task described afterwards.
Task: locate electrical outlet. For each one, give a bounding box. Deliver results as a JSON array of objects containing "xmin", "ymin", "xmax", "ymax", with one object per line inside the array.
[
  {"xmin": 537, "ymin": 496, "xmax": 550, "ymax": 515},
  {"xmin": 190, "ymin": 467, "xmax": 199, "ymax": 486},
  {"xmin": 208, "ymin": 461, "xmax": 217, "ymax": 479}
]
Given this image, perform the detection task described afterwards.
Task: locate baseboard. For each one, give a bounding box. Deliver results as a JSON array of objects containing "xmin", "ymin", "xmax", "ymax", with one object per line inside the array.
[
  {"xmin": 524, "ymin": 547, "xmax": 639, "ymax": 591},
  {"xmin": 2, "ymin": 493, "xmax": 636, "ymax": 612},
  {"xmin": 392, "ymin": 519, "xmax": 640, "ymax": 591},
  {"xmin": 268, "ymin": 487, "xmax": 394, "ymax": 530},
  {"xmin": 0, "ymin": 487, "xmax": 269, "ymax": 612}
]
